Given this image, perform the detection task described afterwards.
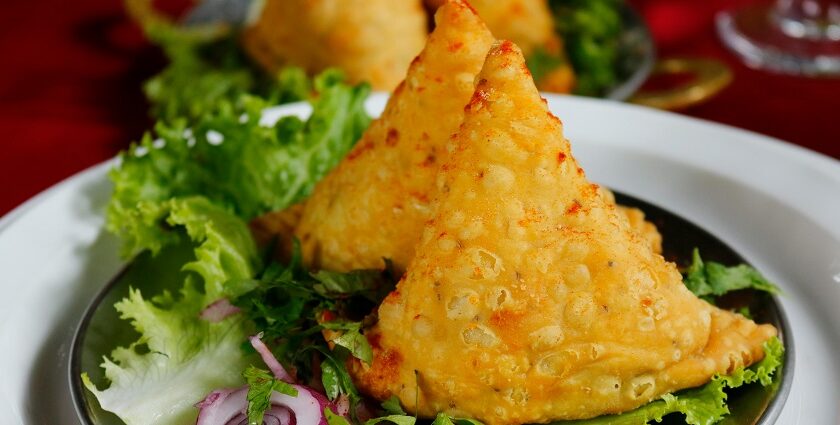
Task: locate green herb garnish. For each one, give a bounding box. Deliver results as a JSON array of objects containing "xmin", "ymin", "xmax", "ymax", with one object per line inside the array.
[
  {"xmin": 244, "ymin": 366, "xmax": 298, "ymax": 424},
  {"xmin": 684, "ymin": 249, "xmax": 780, "ymax": 302}
]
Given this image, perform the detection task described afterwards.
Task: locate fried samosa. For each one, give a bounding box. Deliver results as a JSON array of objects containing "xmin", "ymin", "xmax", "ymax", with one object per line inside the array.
[
  {"xmin": 294, "ymin": 0, "xmax": 495, "ymax": 273},
  {"xmin": 349, "ymin": 41, "xmax": 777, "ymax": 424},
  {"xmin": 242, "ymin": 0, "xmax": 427, "ymax": 91}
]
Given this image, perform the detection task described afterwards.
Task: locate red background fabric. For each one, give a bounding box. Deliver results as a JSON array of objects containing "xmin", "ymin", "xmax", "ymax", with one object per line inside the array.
[{"xmin": 1, "ymin": 0, "xmax": 839, "ymax": 216}]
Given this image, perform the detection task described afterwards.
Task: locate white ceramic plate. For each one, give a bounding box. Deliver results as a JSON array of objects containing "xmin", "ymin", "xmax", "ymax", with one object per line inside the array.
[{"xmin": 1, "ymin": 94, "xmax": 839, "ymax": 424}]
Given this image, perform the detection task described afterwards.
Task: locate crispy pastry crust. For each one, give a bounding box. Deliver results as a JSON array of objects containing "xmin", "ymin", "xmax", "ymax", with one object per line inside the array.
[
  {"xmin": 350, "ymin": 41, "xmax": 776, "ymax": 424},
  {"xmin": 294, "ymin": 0, "xmax": 496, "ymax": 273}
]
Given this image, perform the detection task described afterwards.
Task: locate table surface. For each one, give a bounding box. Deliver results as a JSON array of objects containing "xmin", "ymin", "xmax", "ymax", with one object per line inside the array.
[{"xmin": 1, "ymin": 0, "xmax": 839, "ymax": 216}]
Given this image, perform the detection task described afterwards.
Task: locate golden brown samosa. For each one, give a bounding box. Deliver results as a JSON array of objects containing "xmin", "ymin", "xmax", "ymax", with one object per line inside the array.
[
  {"xmin": 349, "ymin": 41, "xmax": 777, "ymax": 424},
  {"xmin": 294, "ymin": 0, "xmax": 495, "ymax": 273},
  {"xmin": 242, "ymin": 0, "xmax": 427, "ymax": 91}
]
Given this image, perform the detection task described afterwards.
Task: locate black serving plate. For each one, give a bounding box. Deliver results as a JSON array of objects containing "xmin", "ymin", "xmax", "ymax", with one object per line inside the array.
[{"xmin": 70, "ymin": 192, "xmax": 792, "ymax": 425}]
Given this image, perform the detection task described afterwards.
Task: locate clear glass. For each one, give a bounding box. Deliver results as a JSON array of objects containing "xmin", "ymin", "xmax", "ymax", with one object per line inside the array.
[{"xmin": 716, "ymin": 0, "xmax": 840, "ymax": 75}]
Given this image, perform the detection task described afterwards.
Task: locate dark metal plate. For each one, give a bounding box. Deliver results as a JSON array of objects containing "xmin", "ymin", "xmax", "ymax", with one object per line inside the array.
[{"xmin": 70, "ymin": 192, "xmax": 792, "ymax": 424}]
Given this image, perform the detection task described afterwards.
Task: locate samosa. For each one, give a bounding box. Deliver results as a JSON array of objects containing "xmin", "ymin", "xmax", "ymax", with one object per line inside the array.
[
  {"xmin": 291, "ymin": 0, "xmax": 651, "ymax": 273},
  {"xmin": 242, "ymin": 0, "xmax": 427, "ymax": 91},
  {"xmin": 349, "ymin": 41, "xmax": 777, "ymax": 424},
  {"xmin": 294, "ymin": 0, "xmax": 496, "ymax": 273}
]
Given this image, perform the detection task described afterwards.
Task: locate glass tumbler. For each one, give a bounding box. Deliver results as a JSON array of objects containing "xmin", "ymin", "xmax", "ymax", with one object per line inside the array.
[{"xmin": 717, "ymin": 0, "xmax": 840, "ymax": 75}]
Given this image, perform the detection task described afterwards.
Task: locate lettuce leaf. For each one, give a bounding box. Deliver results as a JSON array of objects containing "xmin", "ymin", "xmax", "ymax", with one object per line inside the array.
[
  {"xmin": 144, "ymin": 30, "xmax": 256, "ymax": 122},
  {"xmin": 559, "ymin": 337, "xmax": 784, "ymax": 425},
  {"xmin": 683, "ymin": 249, "xmax": 780, "ymax": 301},
  {"xmin": 140, "ymin": 18, "xmax": 310, "ymax": 121},
  {"xmin": 84, "ymin": 197, "xmax": 261, "ymax": 425},
  {"xmin": 93, "ymin": 12, "xmax": 372, "ymax": 425},
  {"xmin": 107, "ymin": 71, "xmax": 370, "ymax": 257}
]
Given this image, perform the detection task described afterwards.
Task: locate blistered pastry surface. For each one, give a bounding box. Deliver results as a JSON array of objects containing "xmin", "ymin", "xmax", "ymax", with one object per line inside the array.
[{"xmin": 351, "ymin": 41, "xmax": 776, "ymax": 424}]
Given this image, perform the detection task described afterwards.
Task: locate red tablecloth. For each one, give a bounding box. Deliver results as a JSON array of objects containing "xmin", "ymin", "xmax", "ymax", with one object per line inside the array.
[{"xmin": 1, "ymin": 0, "xmax": 839, "ymax": 216}]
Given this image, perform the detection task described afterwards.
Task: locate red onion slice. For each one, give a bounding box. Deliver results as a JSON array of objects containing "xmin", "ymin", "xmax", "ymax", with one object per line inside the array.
[
  {"xmin": 195, "ymin": 384, "xmax": 331, "ymax": 425},
  {"xmin": 272, "ymin": 385, "xmax": 330, "ymax": 425},
  {"xmin": 195, "ymin": 387, "xmax": 248, "ymax": 425},
  {"xmin": 195, "ymin": 388, "xmax": 237, "ymax": 410},
  {"xmin": 262, "ymin": 406, "xmax": 291, "ymax": 425},
  {"xmin": 249, "ymin": 335, "xmax": 296, "ymax": 383},
  {"xmin": 196, "ymin": 336, "xmax": 343, "ymax": 424},
  {"xmin": 200, "ymin": 298, "xmax": 241, "ymax": 323}
]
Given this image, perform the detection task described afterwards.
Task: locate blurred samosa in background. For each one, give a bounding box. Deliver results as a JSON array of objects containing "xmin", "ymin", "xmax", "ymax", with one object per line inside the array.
[
  {"xmin": 242, "ymin": 0, "xmax": 575, "ymax": 93},
  {"xmin": 242, "ymin": 0, "xmax": 428, "ymax": 91}
]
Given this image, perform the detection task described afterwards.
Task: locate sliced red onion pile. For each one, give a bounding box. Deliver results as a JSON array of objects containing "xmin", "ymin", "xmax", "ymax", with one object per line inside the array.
[
  {"xmin": 195, "ymin": 335, "xmax": 341, "ymax": 425},
  {"xmin": 195, "ymin": 384, "xmax": 332, "ymax": 425}
]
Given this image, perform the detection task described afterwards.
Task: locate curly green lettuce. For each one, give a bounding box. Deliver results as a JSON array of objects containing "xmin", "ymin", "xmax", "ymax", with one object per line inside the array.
[
  {"xmin": 83, "ymin": 197, "xmax": 260, "ymax": 425},
  {"xmin": 107, "ymin": 71, "xmax": 370, "ymax": 257},
  {"xmin": 140, "ymin": 18, "xmax": 310, "ymax": 121}
]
